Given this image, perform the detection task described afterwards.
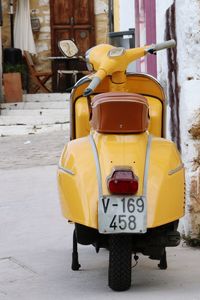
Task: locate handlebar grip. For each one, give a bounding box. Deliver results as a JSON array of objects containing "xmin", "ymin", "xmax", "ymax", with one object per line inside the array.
[
  {"xmin": 147, "ymin": 39, "xmax": 176, "ymax": 54},
  {"xmin": 154, "ymin": 39, "xmax": 176, "ymax": 51},
  {"xmin": 83, "ymin": 77, "xmax": 101, "ymax": 96}
]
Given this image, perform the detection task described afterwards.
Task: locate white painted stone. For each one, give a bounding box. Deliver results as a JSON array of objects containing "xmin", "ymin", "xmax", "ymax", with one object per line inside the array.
[
  {"xmin": 38, "ymin": 16, "xmax": 44, "ymax": 23},
  {"xmin": 44, "ymin": 16, "xmax": 50, "ymax": 23},
  {"xmin": 39, "ymin": 0, "xmax": 49, "ymax": 5},
  {"xmin": 36, "ymin": 43, "xmax": 49, "ymax": 52},
  {"xmin": 1, "ymin": 108, "xmax": 69, "ymax": 117},
  {"xmin": 0, "ymin": 92, "xmax": 71, "ymax": 136},
  {"xmin": 0, "ymin": 123, "xmax": 69, "ymax": 136},
  {"xmin": 1, "ymin": 101, "xmax": 69, "ymax": 110},
  {"xmin": 40, "ymin": 26, "xmax": 50, "ymax": 33},
  {"xmin": 38, "ymin": 33, "xmax": 51, "ymax": 41},
  {"xmin": 43, "ymin": 11, "xmax": 49, "ymax": 15},
  {"xmin": 94, "ymin": 0, "xmax": 108, "ymax": 15},
  {"xmin": 0, "ymin": 114, "xmax": 69, "ymax": 126},
  {"xmin": 23, "ymin": 93, "xmax": 70, "ymax": 102}
]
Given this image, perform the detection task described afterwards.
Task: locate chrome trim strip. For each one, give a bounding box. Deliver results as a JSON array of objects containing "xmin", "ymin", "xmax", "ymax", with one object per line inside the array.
[
  {"xmin": 89, "ymin": 134, "xmax": 103, "ymax": 197},
  {"xmin": 168, "ymin": 163, "xmax": 184, "ymax": 175},
  {"xmin": 142, "ymin": 134, "xmax": 152, "ymax": 197},
  {"xmin": 58, "ymin": 165, "xmax": 75, "ymax": 176}
]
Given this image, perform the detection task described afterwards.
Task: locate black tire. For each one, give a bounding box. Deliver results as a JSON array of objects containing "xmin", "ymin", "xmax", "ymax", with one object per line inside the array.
[{"xmin": 108, "ymin": 235, "xmax": 132, "ymax": 291}]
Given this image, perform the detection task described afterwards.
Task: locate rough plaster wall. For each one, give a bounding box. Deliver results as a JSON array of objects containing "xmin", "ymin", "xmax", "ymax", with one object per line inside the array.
[
  {"xmin": 176, "ymin": 0, "xmax": 200, "ymax": 238},
  {"xmin": 156, "ymin": 0, "xmax": 200, "ymax": 238}
]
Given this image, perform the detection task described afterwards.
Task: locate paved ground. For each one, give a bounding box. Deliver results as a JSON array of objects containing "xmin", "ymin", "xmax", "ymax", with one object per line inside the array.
[
  {"xmin": 0, "ymin": 130, "xmax": 68, "ymax": 169},
  {"xmin": 1, "ymin": 132, "xmax": 200, "ymax": 299}
]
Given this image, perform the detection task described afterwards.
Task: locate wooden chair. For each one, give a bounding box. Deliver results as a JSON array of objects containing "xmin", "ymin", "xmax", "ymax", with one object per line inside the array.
[{"xmin": 24, "ymin": 51, "xmax": 52, "ymax": 93}]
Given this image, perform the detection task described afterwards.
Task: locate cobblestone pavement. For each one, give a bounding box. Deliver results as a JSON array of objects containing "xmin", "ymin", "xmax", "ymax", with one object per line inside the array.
[{"xmin": 0, "ymin": 130, "xmax": 69, "ymax": 170}]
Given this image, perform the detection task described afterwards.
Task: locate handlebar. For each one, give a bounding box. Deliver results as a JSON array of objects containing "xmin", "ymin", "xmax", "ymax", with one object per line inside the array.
[
  {"xmin": 83, "ymin": 39, "xmax": 176, "ymax": 96},
  {"xmin": 84, "ymin": 77, "xmax": 101, "ymax": 96},
  {"xmin": 147, "ymin": 39, "xmax": 176, "ymax": 54}
]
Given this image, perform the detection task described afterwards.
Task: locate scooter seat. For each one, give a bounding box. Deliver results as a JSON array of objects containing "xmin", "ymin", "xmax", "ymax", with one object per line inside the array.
[{"xmin": 90, "ymin": 92, "xmax": 149, "ymax": 133}]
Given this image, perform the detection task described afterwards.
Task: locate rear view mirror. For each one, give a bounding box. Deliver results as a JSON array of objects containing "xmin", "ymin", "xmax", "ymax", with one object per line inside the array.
[{"xmin": 59, "ymin": 40, "xmax": 78, "ymax": 58}]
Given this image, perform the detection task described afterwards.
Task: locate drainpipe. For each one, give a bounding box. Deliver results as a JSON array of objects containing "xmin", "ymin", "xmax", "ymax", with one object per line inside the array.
[
  {"xmin": 108, "ymin": 0, "xmax": 114, "ymax": 32},
  {"xmin": 0, "ymin": 0, "xmax": 3, "ymax": 102},
  {"xmin": 9, "ymin": 0, "xmax": 14, "ymax": 47}
]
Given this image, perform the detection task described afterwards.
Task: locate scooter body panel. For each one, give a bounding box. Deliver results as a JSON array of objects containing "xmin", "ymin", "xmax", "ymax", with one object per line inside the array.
[{"xmin": 58, "ymin": 132, "xmax": 185, "ymax": 229}]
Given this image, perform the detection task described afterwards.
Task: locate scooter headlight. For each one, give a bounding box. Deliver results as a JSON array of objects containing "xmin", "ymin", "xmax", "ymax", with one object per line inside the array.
[{"xmin": 108, "ymin": 47, "xmax": 125, "ymax": 57}]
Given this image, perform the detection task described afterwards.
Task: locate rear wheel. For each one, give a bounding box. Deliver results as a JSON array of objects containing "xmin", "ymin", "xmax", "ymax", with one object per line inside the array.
[{"xmin": 108, "ymin": 235, "xmax": 132, "ymax": 291}]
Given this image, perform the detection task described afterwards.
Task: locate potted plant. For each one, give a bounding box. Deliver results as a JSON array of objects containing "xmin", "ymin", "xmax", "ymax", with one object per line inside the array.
[{"xmin": 3, "ymin": 63, "xmax": 25, "ymax": 103}]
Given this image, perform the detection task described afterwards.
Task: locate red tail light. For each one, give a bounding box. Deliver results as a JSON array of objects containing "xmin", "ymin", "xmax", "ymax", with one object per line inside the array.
[{"xmin": 107, "ymin": 169, "xmax": 138, "ymax": 195}]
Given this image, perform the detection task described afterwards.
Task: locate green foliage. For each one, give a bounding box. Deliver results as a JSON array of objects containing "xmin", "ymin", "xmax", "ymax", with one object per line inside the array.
[{"xmin": 3, "ymin": 63, "xmax": 26, "ymax": 75}]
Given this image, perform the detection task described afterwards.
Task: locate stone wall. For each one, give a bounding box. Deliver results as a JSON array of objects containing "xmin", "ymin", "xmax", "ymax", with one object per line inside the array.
[
  {"xmin": 29, "ymin": 0, "xmax": 51, "ymax": 72},
  {"xmin": 95, "ymin": 0, "xmax": 109, "ymax": 44}
]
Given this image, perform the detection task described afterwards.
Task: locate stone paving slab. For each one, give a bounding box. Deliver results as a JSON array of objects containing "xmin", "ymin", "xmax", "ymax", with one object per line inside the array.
[{"xmin": 0, "ymin": 130, "xmax": 69, "ymax": 169}]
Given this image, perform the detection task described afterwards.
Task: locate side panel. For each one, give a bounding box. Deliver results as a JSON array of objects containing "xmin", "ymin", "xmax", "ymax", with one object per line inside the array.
[
  {"xmin": 147, "ymin": 138, "xmax": 185, "ymax": 227},
  {"xmin": 58, "ymin": 137, "xmax": 98, "ymax": 228}
]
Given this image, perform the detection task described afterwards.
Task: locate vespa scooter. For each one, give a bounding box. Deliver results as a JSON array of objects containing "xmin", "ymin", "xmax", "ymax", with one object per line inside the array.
[{"xmin": 57, "ymin": 40, "xmax": 185, "ymax": 291}]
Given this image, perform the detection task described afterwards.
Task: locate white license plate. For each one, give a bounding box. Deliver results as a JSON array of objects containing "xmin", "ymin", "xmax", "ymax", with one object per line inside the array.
[{"xmin": 98, "ymin": 196, "xmax": 147, "ymax": 234}]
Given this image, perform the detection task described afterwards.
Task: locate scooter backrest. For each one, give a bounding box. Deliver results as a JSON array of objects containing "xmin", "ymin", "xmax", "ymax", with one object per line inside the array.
[{"xmin": 91, "ymin": 92, "xmax": 149, "ymax": 134}]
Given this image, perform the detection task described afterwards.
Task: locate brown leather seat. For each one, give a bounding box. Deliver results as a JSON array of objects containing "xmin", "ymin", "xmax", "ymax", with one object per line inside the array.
[{"xmin": 90, "ymin": 92, "xmax": 149, "ymax": 133}]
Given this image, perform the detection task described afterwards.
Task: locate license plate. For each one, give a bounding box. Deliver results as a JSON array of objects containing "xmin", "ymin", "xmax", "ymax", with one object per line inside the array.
[{"xmin": 98, "ymin": 196, "xmax": 146, "ymax": 234}]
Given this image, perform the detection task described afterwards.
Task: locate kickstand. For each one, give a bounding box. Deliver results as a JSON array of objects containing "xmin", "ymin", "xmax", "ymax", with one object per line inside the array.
[
  {"xmin": 71, "ymin": 229, "xmax": 81, "ymax": 271},
  {"xmin": 158, "ymin": 248, "xmax": 167, "ymax": 270}
]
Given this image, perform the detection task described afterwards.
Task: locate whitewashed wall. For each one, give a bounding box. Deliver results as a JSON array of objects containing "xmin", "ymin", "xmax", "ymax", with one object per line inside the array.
[
  {"xmin": 156, "ymin": 0, "xmax": 173, "ymax": 138},
  {"xmin": 156, "ymin": 0, "xmax": 200, "ymax": 237},
  {"xmin": 176, "ymin": 0, "xmax": 200, "ymax": 238}
]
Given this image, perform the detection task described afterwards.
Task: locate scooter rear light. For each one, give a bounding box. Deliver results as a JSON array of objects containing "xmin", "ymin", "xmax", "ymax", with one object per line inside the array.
[{"xmin": 107, "ymin": 169, "xmax": 138, "ymax": 195}]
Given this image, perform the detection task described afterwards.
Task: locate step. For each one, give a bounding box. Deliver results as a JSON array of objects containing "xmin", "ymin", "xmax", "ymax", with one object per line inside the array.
[
  {"xmin": 1, "ymin": 108, "xmax": 70, "ymax": 117},
  {"xmin": 23, "ymin": 93, "xmax": 70, "ymax": 102},
  {"xmin": 0, "ymin": 101, "xmax": 69, "ymax": 110},
  {"xmin": 0, "ymin": 115, "xmax": 69, "ymax": 126},
  {"xmin": 0, "ymin": 123, "xmax": 70, "ymax": 136}
]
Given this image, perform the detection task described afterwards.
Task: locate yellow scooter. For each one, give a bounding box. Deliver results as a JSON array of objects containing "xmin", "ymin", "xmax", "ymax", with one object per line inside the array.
[{"xmin": 57, "ymin": 40, "xmax": 185, "ymax": 291}]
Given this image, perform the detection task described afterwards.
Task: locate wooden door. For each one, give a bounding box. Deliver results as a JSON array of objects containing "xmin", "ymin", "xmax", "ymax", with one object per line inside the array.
[{"xmin": 50, "ymin": 0, "xmax": 95, "ymax": 91}]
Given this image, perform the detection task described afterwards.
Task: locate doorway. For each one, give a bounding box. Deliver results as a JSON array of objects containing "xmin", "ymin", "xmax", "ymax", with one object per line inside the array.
[{"xmin": 50, "ymin": 0, "xmax": 95, "ymax": 91}]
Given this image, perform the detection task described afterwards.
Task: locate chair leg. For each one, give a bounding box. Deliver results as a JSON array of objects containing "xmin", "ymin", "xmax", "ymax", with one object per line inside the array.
[{"xmin": 34, "ymin": 76, "xmax": 51, "ymax": 93}]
